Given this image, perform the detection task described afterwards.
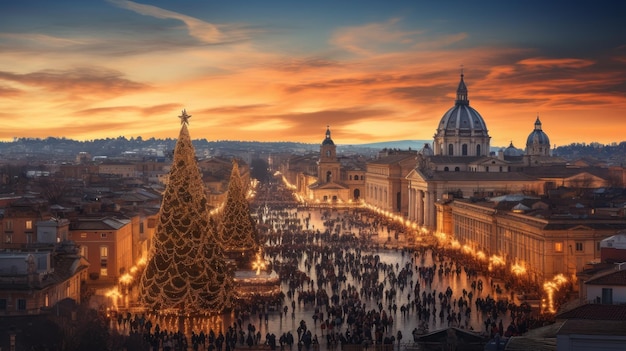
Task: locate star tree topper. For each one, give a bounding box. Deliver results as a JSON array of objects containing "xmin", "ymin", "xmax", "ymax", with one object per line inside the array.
[{"xmin": 179, "ymin": 109, "xmax": 191, "ymax": 125}]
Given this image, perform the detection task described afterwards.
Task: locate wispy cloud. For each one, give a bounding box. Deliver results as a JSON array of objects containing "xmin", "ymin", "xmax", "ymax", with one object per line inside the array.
[
  {"xmin": 0, "ymin": 67, "xmax": 147, "ymax": 99},
  {"xmin": 108, "ymin": 0, "xmax": 223, "ymax": 43},
  {"xmin": 518, "ymin": 57, "xmax": 595, "ymax": 69},
  {"xmin": 331, "ymin": 18, "xmax": 422, "ymax": 56}
]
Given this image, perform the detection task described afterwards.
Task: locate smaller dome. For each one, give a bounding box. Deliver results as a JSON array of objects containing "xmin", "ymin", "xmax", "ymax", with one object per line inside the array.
[
  {"xmin": 322, "ymin": 125, "xmax": 334, "ymax": 145},
  {"xmin": 526, "ymin": 117, "xmax": 550, "ymax": 147},
  {"xmin": 420, "ymin": 143, "xmax": 434, "ymax": 156},
  {"xmin": 504, "ymin": 141, "xmax": 523, "ymax": 156}
]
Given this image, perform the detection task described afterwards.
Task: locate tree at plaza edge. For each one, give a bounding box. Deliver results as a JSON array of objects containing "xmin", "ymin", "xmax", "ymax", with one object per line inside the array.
[
  {"xmin": 138, "ymin": 110, "xmax": 234, "ymax": 314},
  {"xmin": 218, "ymin": 159, "xmax": 260, "ymax": 268}
]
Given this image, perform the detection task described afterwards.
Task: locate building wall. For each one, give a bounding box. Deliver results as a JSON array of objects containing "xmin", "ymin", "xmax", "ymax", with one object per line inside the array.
[
  {"xmin": 440, "ymin": 200, "xmax": 619, "ymax": 284},
  {"xmin": 98, "ymin": 163, "xmax": 137, "ymax": 178},
  {"xmin": 586, "ymin": 285, "xmax": 626, "ymax": 304},
  {"xmin": 70, "ymin": 220, "xmax": 133, "ymax": 281}
]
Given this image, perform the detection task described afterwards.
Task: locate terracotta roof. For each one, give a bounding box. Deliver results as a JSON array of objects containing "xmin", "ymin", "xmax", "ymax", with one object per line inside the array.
[
  {"xmin": 429, "ymin": 171, "xmax": 536, "ymax": 182},
  {"xmin": 557, "ymin": 319, "xmax": 626, "ymax": 336},
  {"xmin": 585, "ymin": 268, "xmax": 626, "ymax": 286},
  {"xmin": 556, "ymin": 303, "xmax": 626, "ymax": 321},
  {"xmin": 368, "ymin": 153, "xmax": 415, "ymax": 165}
]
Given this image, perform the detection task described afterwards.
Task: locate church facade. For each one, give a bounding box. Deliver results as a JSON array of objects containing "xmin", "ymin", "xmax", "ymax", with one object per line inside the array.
[
  {"xmin": 406, "ymin": 73, "xmax": 613, "ymax": 230},
  {"xmin": 286, "ymin": 126, "xmax": 366, "ymax": 205},
  {"xmin": 403, "ymin": 74, "xmax": 625, "ymax": 285}
]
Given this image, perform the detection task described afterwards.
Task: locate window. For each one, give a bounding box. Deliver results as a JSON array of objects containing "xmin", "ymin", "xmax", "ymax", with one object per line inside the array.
[
  {"xmin": 462, "ymin": 144, "xmax": 468, "ymax": 156},
  {"xmin": 81, "ymin": 233, "xmax": 87, "ymax": 238},
  {"xmin": 575, "ymin": 242, "xmax": 583, "ymax": 252},
  {"xmin": 5, "ymin": 234, "xmax": 12, "ymax": 243},
  {"xmin": 448, "ymin": 144, "xmax": 454, "ymax": 156},
  {"xmin": 454, "ymin": 167, "xmax": 460, "ymax": 172},
  {"xmin": 17, "ymin": 299, "xmax": 26, "ymax": 311},
  {"xmin": 5, "ymin": 220, "xmax": 13, "ymax": 231},
  {"xmin": 444, "ymin": 167, "xmax": 449, "ymax": 172},
  {"xmin": 602, "ymin": 288, "xmax": 613, "ymax": 304},
  {"xmin": 100, "ymin": 267, "xmax": 108, "ymax": 276},
  {"xmin": 0, "ymin": 299, "xmax": 6, "ymax": 310},
  {"xmin": 554, "ymin": 242, "xmax": 563, "ymax": 253},
  {"xmin": 80, "ymin": 246, "xmax": 88, "ymax": 258},
  {"xmin": 476, "ymin": 145, "xmax": 481, "ymax": 156},
  {"xmin": 25, "ymin": 220, "xmax": 32, "ymax": 230},
  {"xmin": 100, "ymin": 233, "xmax": 107, "ymax": 239},
  {"xmin": 100, "ymin": 246, "xmax": 108, "ymax": 258}
]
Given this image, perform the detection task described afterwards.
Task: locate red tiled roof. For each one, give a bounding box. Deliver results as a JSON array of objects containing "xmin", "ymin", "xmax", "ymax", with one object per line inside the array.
[
  {"xmin": 585, "ymin": 268, "xmax": 626, "ymax": 286},
  {"xmin": 556, "ymin": 303, "xmax": 626, "ymax": 321}
]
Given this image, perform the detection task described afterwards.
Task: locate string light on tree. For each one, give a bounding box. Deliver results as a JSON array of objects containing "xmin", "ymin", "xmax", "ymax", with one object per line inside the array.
[{"xmin": 138, "ymin": 110, "xmax": 234, "ymax": 315}]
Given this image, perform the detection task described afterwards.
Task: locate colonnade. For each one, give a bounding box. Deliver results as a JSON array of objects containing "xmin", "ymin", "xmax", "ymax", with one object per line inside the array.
[{"xmin": 408, "ymin": 187, "xmax": 437, "ymax": 229}]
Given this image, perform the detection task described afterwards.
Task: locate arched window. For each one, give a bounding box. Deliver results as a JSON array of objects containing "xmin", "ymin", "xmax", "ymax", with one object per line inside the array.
[
  {"xmin": 448, "ymin": 144, "xmax": 454, "ymax": 156},
  {"xmin": 444, "ymin": 167, "xmax": 449, "ymax": 172},
  {"xmin": 462, "ymin": 144, "xmax": 468, "ymax": 156},
  {"xmin": 326, "ymin": 171, "xmax": 332, "ymax": 182},
  {"xmin": 476, "ymin": 144, "xmax": 481, "ymax": 156},
  {"xmin": 454, "ymin": 167, "xmax": 460, "ymax": 172},
  {"xmin": 349, "ymin": 175, "xmax": 353, "ymax": 180}
]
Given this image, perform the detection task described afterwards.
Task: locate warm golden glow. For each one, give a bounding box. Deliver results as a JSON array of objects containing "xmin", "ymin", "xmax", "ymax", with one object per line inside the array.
[
  {"xmin": 119, "ymin": 273, "xmax": 133, "ymax": 285},
  {"xmin": 511, "ymin": 262, "xmax": 526, "ymax": 276},
  {"xmin": 543, "ymin": 273, "xmax": 568, "ymax": 314},
  {"xmin": 251, "ymin": 250, "xmax": 267, "ymax": 275},
  {"xmin": 488, "ymin": 255, "xmax": 505, "ymax": 271},
  {"xmin": 450, "ymin": 240, "xmax": 461, "ymax": 249}
]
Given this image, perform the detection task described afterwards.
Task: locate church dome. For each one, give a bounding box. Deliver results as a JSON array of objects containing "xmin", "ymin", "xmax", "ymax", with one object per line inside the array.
[
  {"xmin": 526, "ymin": 117, "xmax": 550, "ymax": 147},
  {"xmin": 322, "ymin": 125, "xmax": 335, "ymax": 145},
  {"xmin": 504, "ymin": 142, "xmax": 523, "ymax": 156},
  {"xmin": 432, "ymin": 72, "xmax": 491, "ymax": 157},
  {"xmin": 436, "ymin": 74, "xmax": 489, "ymax": 138}
]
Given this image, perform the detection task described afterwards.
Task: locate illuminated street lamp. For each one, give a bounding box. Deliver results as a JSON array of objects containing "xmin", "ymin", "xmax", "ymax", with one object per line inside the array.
[{"xmin": 251, "ymin": 249, "xmax": 267, "ymax": 275}]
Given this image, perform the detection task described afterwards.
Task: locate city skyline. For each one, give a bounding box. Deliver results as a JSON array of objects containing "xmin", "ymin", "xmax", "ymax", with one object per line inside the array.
[{"xmin": 1, "ymin": 0, "xmax": 624, "ymax": 147}]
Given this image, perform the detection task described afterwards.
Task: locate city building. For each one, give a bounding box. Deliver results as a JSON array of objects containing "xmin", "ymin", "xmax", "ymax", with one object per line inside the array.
[
  {"xmin": 365, "ymin": 150, "xmax": 416, "ymax": 215},
  {"xmin": 69, "ymin": 217, "xmax": 133, "ymax": 282},
  {"xmin": 436, "ymin": 194, "xmax": 626, "ymax": 283},
  {"xmin": 0, "ymin": 241, "xmax": 88, "ymax": 316},
  {"xmin": 285, "ymin": 126, "xmax": 365, "ymax": 204}
]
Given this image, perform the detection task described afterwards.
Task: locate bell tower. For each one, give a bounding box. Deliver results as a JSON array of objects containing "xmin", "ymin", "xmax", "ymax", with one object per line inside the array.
[{"xmin": 318, "ymin": 125, "xmax": 341, "ymax": 184}]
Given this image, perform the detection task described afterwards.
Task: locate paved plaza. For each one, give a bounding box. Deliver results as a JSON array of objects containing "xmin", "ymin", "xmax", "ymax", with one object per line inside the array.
[{"xmin": 109, "ymin": 205, "xmax": 527, "ymax": 350}]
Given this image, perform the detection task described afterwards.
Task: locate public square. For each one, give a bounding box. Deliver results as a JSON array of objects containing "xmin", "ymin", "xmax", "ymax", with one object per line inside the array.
[{"xmin": 107, "ymin": 191, "xmax": 544, "ymax": 351}]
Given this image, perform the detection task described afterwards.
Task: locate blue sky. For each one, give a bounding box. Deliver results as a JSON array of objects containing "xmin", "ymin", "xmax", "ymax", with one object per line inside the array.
[{"xmin": 0, "ymin": 0, "xmax": 624, "ymax": 146}]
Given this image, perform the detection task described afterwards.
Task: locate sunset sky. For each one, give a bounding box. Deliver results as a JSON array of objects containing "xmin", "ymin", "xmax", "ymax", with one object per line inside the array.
[{"xmin": 1, "ymin": 0, "xmax": 624, "ymax": 147}]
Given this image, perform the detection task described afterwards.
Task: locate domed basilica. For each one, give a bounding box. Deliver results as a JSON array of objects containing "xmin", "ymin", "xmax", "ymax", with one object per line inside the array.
[{"xmin": 405, "ymin": 72, "xmax": 603, "ymax": 229}]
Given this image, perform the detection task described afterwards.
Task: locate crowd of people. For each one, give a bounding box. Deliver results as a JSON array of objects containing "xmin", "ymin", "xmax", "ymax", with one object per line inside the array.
[{"xmin": 110, "ymin": 181, "xmax": 555, "ymax": 350}]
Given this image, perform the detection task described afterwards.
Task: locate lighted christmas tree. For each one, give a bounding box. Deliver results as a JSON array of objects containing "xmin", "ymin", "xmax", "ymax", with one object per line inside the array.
[
  {"xmin": 139, "ymin": 110, "xmax": 233, "ymax": 314},
  {"xmin": 218, "ymin": 160, "xmax": 259, "ymax": 268}
]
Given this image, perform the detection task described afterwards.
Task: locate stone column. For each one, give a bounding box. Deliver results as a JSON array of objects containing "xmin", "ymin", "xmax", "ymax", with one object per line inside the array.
[
  {"xmin": 424, "ymin": 191, "xmax": 431, "ymax": 228},
  {"xmin": 417, "ymin": 190, "xmax": 424, "ymax": 226}
]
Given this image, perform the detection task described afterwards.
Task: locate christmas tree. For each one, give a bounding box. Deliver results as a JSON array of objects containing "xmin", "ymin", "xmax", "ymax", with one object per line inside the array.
[
  {"xmin": 139, "ymin": 110, "xmax": 233, "ymax": 314},
  {"xmin": 218, "ymin": 160, "xmax": 259, "ymax": 268}
]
